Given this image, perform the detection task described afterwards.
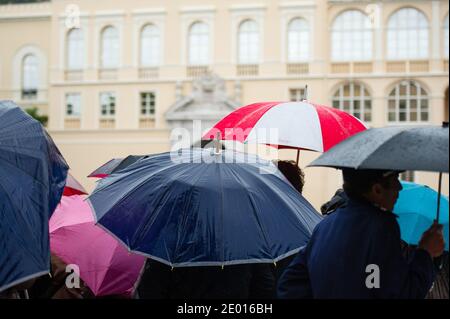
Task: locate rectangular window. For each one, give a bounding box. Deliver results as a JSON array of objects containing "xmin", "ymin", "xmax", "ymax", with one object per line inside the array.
[
  {"xmin": 400, "ymin": 171, "xmax": 415, "ymax": 182},
  {"xmin": 100, "ymin": 92, "xmax": 116, "ymax": 117},
  {"xmin": 289, "ymin": 88, "xmax": 306, "ymax": 102},
  {"xmin": 140, "ymin": 92, "xmax": 156, "ymax": 116},
  {"xmin": 65, "ymin": 93, "xmax": 81, "ymax": 117}
]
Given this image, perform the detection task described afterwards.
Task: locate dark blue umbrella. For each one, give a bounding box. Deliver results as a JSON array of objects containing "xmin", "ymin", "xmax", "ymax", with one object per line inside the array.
[
  {"xmin": 0, "ymin": 101, "xmax": 69, "ymax": 293},
  {"xmin": 88, "ymin": 148, "xmax": 322, "ymax": 267}
]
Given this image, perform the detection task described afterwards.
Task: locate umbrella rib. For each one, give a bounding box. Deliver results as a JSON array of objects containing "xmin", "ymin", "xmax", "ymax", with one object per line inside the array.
[
  {"xmin": 0, "ymin": 154, "xmax": 49, "ymax": 189},
  {"xmin": 90, "ymin": 156, "xmax": 188, "ymax": 213},
  {"xmin": 172, "ymin": 165, "xmax": 206, "ymax": 264},
  {"xmin": 129, "ymin": 173, "xmax": 185, "ymax": 253},
  {"xmin": 225, "ymin": 165, "xmax": 273, "ymax": 260},
  {"xmin": 93, "ymin": 151, "xmax": 208, "ymax": 216}
]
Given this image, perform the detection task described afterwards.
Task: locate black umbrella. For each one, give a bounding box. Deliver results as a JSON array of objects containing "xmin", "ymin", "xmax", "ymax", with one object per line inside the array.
[
  {"xmin": 87, "ymin": 155, "xmax": 148, "ymax": 178},
  {"xmin": 309, "ymin": 123, "xmax": 449, "ymax": 221}
]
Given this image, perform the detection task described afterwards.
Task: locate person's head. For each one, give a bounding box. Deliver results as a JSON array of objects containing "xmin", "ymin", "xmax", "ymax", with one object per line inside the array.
[
  {"xmin": 274, "ymin": 160, "xmax": 305, "ymax": 194},
  {"xmin": 342, "ymin": 168, "xmax": 403, "ymax": 211}
]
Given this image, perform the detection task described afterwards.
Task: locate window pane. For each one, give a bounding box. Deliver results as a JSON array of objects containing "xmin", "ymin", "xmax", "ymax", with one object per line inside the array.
[
  {"xmin": 332, "ymin": 100, "xmax": 340, "ymax": 108},
  {"xmin": 100, "ymin": 93, "xmax": 116, "ymax": 117},
  {"xmin": 287, "ymin": 18, "xmax": 309, "ymax": 62},
  {"xmin": 343, "ymin": 100, "xmax": 350, "ymax": 112},
  {"xmin": 23, "ymin": 54, "xmax": 38, "ymax": 90},
  {"xmin": 141, "ymin": 25, "xmax": 160, "ymax": 66},
  {"xmin": 387, "ymin": 8, "xmax": 429, "ymax": 60},
  {"xmin": 67, "ymin": 29, "xmax": 84, "ymax": 69},
  {"xmin": 331, "ymin": 10, "xmax": 372, "ymax": 61},
  {"xmin": 101, "ymin": 27, "xmax": 119, "ymax": 68},
  {"xmin": 189, "ymin": 22, "xmax": 209, "ymax": 65},
  {"xmin": 239, "ymin": 20, "xmax": 259, "ymax": 64}
]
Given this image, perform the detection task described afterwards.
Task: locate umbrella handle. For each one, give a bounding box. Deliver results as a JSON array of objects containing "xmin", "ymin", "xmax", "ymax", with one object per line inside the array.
[
  {"xmin": 214, "ymin": 132, "xmax": 221, "ymax": 155},
  {"xmin": 436, "ymin": 172, "xmax": 443, "ymax": 223}
]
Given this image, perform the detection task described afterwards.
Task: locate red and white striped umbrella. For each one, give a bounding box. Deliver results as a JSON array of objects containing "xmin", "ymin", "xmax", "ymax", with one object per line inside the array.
[{"xmin": 203, "ymin": 101, "xmax": 367, "ymax": 153}]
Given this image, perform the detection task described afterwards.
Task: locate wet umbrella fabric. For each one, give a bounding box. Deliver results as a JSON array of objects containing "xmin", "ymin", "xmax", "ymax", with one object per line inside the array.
[
  {"xmin": 50, "ymin": 195, "xmax": 146, "ymax": 297},
  {"xmin": 88, "ymin": 155, "xmax": 148, "ymax": 178},
  {"xmin": 0, "ymin": 100, "xmax": 69, "ymax": 292},
  {"xmin": 88, "ymin": 148, "xmax": 322, "ymax": 267},
  {"xmin": 309, "ymin": 125, "xmax": 449, "ymax": 173},
  {"xmin": 394, "ymin": 181, "xmax": 449, "ymax": 251}
]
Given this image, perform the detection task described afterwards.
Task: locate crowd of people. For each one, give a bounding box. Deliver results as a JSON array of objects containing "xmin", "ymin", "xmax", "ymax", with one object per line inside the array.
[{"xmin": 1, "ymin": 160, "xmax": 447, "ymax": 299}]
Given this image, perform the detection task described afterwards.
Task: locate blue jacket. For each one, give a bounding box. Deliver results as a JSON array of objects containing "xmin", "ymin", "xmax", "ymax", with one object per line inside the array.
[{"xmin": 277, "ymin": 197, "xmax": 436, "ymax": 299}]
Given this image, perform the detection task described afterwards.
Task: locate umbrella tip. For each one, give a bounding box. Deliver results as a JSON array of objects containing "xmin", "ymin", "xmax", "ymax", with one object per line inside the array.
[
  {"xmin": 214, "ymin": 132, "xmax": 222, "ymax": 155},
  {"xmin": 301, "ymin": 85, "xmax": 308, "ymax": 102}
]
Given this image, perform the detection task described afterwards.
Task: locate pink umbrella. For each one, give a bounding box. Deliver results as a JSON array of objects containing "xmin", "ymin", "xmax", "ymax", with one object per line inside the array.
[
  {"xmin": 49, "ymin": 195, "xmax": 146, "ymax": 297},
  {"xmin": 203, "ymin": 101, "xmax": 367, "ymax": 163},
  {"xmin": 63, "ymin": 173, "xmax": 88, "ymax": 196}
]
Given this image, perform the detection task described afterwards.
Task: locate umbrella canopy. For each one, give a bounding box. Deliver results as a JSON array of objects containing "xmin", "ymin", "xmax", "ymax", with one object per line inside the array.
[
  {"xmin": 88, "ymin": 155, "xmax": 148, "ymax": 178},
  {"xmin": 63, "ymin": 172, "xmax": 88, "ymax": 196},
  {"xmin": 203, "ymin": 101, "xmax": 367, "ymax": 152},
  {"xmin": 0, "ymin": 100, "xmax": 69, "ymax": 292},
  {"xmin": 88, "ymin": 148, "xmax": 322, "ymax": 267},
  {"xmin": 49, "ymin": 195, "xmax": 146, "ymax": 297},
  {"xmin": 309, "ymin": 125, "xmax": 449, "ymax": 173},
  {"xmin": 394, "ymin": 181, "xmax": 449, "ymax": 251}
]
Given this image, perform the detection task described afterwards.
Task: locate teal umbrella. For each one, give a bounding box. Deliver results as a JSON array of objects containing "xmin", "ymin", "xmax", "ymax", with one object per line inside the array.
[{"xmin": 394, "ymin": 181, "xmax": 449, "ymax": 251}]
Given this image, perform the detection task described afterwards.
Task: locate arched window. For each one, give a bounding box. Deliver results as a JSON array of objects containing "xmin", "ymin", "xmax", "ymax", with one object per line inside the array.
[
  {"xmin": 101, "ymin": 26, "xmax": 119, "ymax": 68},
  {"xmin": 22, "ymin": 54, "xmax": 38, "ymax": 99},
  {"xmin": 331, "ymin": 10, "xmax": 372, "ymax": 61},
  {"xmin": 238, "ymin": 20, "xmax": 259, "ymax": 64},
  {"xmin": 141, "ymin": 24, "xmax": 160, "ymax": 67},
  {"xmin": 67, "ymin": 28, "xmax": 84, "ymax": 70},
  {"xmin": 388, "ymin": 81, "xmax": 429, "ymax": 122},
  {"xmin": 188, "ymin": 22, "xmax": 209, "ymax": 65},
  {"xmin": 387, "ymin": 8, "xmax": 429, "ymax": 60},
  {"xmin": 444, "ymin": 14, "xmax": 449, "ymax": 58},
  {"xmin": 287, "ymin": 18, "xmax": 309, "ymax": 62},
  {"xmin": 332, "ymin": 83, "xmax": 372, "ymax": 122}
]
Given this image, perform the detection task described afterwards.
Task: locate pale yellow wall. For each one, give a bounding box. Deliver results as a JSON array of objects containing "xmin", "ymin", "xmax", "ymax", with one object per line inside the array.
[{"xmin": 0, "ymin": 0, "xmax": 448, "ymax": 211}]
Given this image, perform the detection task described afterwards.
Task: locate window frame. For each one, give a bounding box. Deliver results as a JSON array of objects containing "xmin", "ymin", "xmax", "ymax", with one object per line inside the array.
[
  {"xmin": 140, "ymin": 92, "xmax": 156, "ymax": 118},
  {"xmin": 331, "ymin": 10, "xmax": 373, "ymax": 62},
  {"xmin": 22, "ymin": 54, "xmax": 39, "ymax": 100},
  {"xmin": 140, "ymin": 24, "xmax": 160, "ymax": 67},
  {"xmin": 287, "ymin": 17, "xmax": 310, "ymax": 63},
  {"xmin": 99, "ymin": 92, "xmax": 116, "ymax": 118},
  {"xmin": 386, "ymin": 8, "xmax": 430, "ymax": 60},
  {"xmin": 238, "ymin": 19, "xmax": 260, "ymax": 65},
  {"xmin": 387, "ymin": 81, "xmax": 429, "ymax": 124},
  {"xmin": 188, "ymin": 21, "xmax": 210, "ymax": 66},
  {"xmin": 67, "ymin": 28, "xmax": 84, "ymax": 70},
  {"xmin": 100, "ymin": 26, "xmax": 120, "ymax": 69},
  {"xmin": 332, "ymin": 82, "xmax": 372, "ymax": 123},
  {"xmin": 65, "ymin": 93, "xmax": 82, "ymax": 118}
]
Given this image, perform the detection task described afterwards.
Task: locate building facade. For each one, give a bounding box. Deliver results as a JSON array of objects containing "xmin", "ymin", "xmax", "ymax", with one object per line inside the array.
[{"xmin": 0, "ymin": 0, "xmax": 448, "ymax": 210}]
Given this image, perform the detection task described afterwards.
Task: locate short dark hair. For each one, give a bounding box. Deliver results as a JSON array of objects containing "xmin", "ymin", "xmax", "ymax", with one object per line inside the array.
[
  {"xmin": 274, "ymin": 160, "xmax": 305, "ymax": 194},
  {"xmin": 342, "ymin": 168, "xmax": 399, "ymax": 199}
]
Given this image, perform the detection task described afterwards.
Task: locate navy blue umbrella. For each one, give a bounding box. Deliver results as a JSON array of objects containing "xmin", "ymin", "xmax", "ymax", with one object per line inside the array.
[
  {"xmin": 88, "ymin": 148, "xmax": 322, "ymax": 267},
  {"xmin": 0, "ymin": 101, "xmax": 69, "ymax": 293}
]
